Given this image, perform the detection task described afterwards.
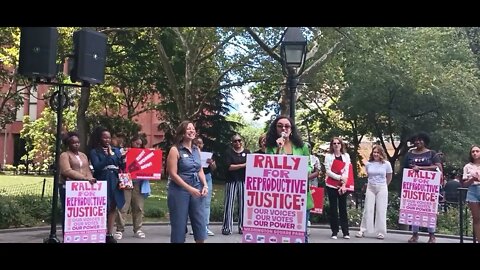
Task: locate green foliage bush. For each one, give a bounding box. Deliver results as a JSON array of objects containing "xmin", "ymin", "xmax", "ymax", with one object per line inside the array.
[
  {"xmin": 0, "ymin": 195, "xmax": 57, "ymax": 229},
  {"xmin": 387, "ymin": 192, "xmax": 401, "ymax": 230},
  {"xmin": 144, "ymin": 207, "xmax": 166, "ymax": 218}
]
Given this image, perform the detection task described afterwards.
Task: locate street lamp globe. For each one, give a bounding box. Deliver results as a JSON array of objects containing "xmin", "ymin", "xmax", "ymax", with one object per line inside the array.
[
  {"xmin": 280, "ymin": 27, "xmax": 307, "ymax": 123},
  {"xmin": 281, "ymin": 27, "xmax": 307, "ymax": 69}
]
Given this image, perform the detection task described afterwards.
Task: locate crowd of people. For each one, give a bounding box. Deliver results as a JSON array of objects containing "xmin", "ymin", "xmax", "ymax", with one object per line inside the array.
[{"xmin": 57, "ymin": 116, "xmax": 476, "ymax": 244}]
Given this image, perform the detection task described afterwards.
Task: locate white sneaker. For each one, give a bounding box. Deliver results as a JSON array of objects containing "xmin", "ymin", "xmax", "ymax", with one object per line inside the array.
[
  {"xmin": 134, "ymin": 230, "xmax": 146, "ymax": 239},
  {"xmin": 307, "ymin": 221, "xmax": 311, "ymax": 227},
  {"xmin": 114, "ymin": 231, "xmax": 123, "ymax": 240},
  {"xmin": 343, "ymin": 235, "xmax": 350, "ymax": 239},
  {"xmin": 207, "ymin": 228, "xmax": 215, "ymax": 236},
  {"xmin": 331, "ymin": 235, "xmax": 338, "ymax": 240}
]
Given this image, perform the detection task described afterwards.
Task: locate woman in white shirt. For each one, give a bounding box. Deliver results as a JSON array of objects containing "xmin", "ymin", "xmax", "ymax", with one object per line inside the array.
[
  {"xmin": 324, "ymin": 137, "xmax": 351, "ymax": 239},
  {"xmin": 356, "ymin": 145, "xmax": 392, "ymax": 240}
]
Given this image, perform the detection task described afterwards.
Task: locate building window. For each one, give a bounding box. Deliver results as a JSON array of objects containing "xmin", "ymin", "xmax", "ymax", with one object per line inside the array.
[
  {"xmin": 15, "ymin": 86, "xmax": 37, "ymax": 122},
  {"xmin": 15, "ymin": 85, "xmax": 25, "ymax": 122},
  {"xmin": 28, "ymin": 90, "xmax": 37, "ymax": 121}
]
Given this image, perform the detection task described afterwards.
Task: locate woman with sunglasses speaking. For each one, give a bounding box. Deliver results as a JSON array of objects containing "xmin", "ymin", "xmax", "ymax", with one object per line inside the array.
[
  {"xmin": 221, "ymin": 134, "xmax": 251, "ymax": 235},
  {"xmin": 265, "ymin": 115, "xmax": 313, "ymax": 242}
]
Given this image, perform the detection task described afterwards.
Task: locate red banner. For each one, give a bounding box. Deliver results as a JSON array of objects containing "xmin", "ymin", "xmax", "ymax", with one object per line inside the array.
[
  {"xmin": 310, "ymin": 186, "xmax": 324, "ymax": 214},
  {"xmin": 125, "ymin": 148, "xmax": 162, "ymax": 180}
]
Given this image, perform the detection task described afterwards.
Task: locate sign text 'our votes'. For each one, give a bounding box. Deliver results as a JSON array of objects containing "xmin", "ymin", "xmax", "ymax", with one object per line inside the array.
[
  {"xmin": 66, "ymin": 182, "xmax": 106, "ymax": 218},
  {"xmin": 246, "ymin": 155, "xmax": 306, "ymax": 210}
]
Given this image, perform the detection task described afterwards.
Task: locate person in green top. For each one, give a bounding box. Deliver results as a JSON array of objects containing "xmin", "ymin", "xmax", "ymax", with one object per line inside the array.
[{"xmin": 265, "ymin": 115, "xmax": 314, "ymax": 242}]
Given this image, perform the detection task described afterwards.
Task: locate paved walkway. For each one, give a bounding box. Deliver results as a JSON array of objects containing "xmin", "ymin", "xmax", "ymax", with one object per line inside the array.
[{"xmin": 0, "ymin": 223, "xmax": 472, "ymax": 243}]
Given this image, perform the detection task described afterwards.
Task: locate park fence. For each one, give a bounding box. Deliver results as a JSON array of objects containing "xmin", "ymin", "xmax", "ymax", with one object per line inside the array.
[{"xmin": 0, "ymin": 178, "xmax": 53, "ymax": 199}]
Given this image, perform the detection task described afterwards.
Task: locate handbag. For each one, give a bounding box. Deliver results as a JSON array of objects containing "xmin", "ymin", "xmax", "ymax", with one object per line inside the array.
[{"xmin": 118, "ymin": 172, "xmax": 134, "ymax": 190}]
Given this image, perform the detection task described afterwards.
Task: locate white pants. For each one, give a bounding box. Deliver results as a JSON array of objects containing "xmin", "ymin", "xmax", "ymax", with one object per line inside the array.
[{"xmin": 359, "ymin": 183, "xmax": 388, "ymax": 236}]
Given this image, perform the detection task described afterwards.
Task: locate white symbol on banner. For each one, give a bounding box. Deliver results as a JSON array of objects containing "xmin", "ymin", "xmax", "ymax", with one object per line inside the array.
[{"xmin": 256, "ymin": 235, "xmax": 265, "ymax": 243}]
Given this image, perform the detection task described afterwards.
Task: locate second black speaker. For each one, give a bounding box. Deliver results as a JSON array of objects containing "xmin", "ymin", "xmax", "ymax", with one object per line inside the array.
[{"xmin": 70, "ymin": 29, "xmax": 107, "ymax": 85}]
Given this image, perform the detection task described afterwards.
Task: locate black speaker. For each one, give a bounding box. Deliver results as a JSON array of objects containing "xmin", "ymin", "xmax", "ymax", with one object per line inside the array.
[
  {"xmin": 18, "ymin": 27, "xmax": 59, "ymax": 79},
  {"xmin": 70, "ymin": 29, "xmax": 107, "ymax": 85}
]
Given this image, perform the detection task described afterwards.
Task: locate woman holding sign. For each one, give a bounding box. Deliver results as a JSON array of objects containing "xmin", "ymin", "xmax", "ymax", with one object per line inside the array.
[
  {"xmin": 356, "ymin": 145, "xmax": 392, "ymax": 240},
  {"xmin": 403, "ymin": 132, "xmax": 441, "ymax": 243},
  {"xmin": 265, "ymin": 115, "xmax": 312, "ymax": 242},
  {"xmin": 115, "ymin": 135, "xmax": 150, "ymax": 240},
  {"xmin": 167, "ymin": 121, "xmax": 208, "ymax": 243},
  {"xmin": 462, "ymin": 145, "xmax": 480, "ymax": 242},
  {"xmin": 324, "ymin": 137, "xmax": 351, "ymax": 240},
  {"xmin": 59, "ymin": 131, "xmax": 96, "ymax": 238}
]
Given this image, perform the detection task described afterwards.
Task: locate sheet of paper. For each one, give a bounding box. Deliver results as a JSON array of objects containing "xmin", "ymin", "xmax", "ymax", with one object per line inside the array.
[{"xmin": 200, "ymin": 151, "xmax": 213, "ymax": 168}]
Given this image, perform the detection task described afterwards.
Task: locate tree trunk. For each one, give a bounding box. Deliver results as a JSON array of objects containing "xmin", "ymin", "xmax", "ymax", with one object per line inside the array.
[{"xmin": 77, "ymin": 86, "xmax": 90, "ymax": 153}]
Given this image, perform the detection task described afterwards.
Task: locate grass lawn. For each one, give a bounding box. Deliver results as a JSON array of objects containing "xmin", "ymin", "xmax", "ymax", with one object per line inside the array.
[
  {"xmin": 0, "ymin": 174, "xmax": 53, "ymax": 187},
  {"xmin": 0, "ymin": 174, "xmax": 54, "ymax": 196}
]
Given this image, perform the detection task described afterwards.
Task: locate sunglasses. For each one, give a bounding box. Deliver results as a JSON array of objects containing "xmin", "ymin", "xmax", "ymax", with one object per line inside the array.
[
  {"xmin": 332, "ymin": 142, "xmax": 341, "ymax": 145},
  {"xmin": 276, "ymin": 124, "xmax": 291, "ymax": 129},
  {"xmin": 233, "ymin": 139, "xmax": 242, "ymax": 143}
]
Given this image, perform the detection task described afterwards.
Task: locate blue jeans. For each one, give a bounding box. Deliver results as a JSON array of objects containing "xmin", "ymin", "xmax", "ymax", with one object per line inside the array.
[
  {"xmin": 412, "ymin": 226, "xmax": 435, "ymax": 234},
  {"xmin": 168, "ymin": 181, "xmax": 206, "ymax": 243},
  {"xmin": 467, "ymin": 185, "xmax": 480, "ymax": 203},
  {"xmin": 205, "ymin": 173, "xmax": 213, "ymax": 228}
]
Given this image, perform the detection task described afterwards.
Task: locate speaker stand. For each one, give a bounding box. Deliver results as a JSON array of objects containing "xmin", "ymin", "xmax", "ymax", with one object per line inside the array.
[
  {"xmin": 36, "ymin": 81, "xmax": 81, "ymax": 244},
  {"xmin": 43, "ymin": 84, "xmax": 67, "ymax": 244}
]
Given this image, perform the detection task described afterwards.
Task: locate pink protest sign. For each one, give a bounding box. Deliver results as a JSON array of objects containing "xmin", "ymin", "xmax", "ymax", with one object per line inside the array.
[
  {"xmin": 399, "ymin": 169, "xmax": 441, "ymax": 229},
  {"xmin": 64, "ymin": 181, "xmax": 107, "ymax": 243},
  {"xmin": 243, "ymin": 154, "xmax": 308, "ymax": 243}
]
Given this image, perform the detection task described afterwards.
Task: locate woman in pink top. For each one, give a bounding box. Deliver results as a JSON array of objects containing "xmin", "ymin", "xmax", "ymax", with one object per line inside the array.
[{"xmin": 462, "ymin": 145, "xmax": 480, "ymax": 241}]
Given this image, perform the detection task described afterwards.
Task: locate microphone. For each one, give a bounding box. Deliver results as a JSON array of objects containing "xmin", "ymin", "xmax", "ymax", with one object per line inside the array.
[{"xmin": 276, "ymin": 132, "xmax": 287, "ymax": 154}]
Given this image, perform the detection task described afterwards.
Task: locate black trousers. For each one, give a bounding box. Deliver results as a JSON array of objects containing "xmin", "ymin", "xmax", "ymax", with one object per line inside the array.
[{"xmin": 326, "ymin": 186, "xmax": 349, "ymax": 236}]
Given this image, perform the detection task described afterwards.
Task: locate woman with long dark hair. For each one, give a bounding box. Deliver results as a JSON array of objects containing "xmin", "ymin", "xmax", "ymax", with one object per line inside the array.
[
  {"xmin": 265, "ymin": 115, "xmax": 312, "ymax": 242},
  {"xmin": 462, "ymin": 145, "xmax": 480, "ymax": 242}
]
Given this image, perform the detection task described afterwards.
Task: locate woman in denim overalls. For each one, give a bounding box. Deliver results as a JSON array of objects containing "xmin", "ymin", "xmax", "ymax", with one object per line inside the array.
[{"xmin": 167, "ymin": 121, "xmax": 208, "ymax": 243}]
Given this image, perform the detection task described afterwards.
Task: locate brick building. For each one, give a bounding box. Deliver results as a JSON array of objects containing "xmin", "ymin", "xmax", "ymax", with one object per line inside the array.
[{"xmin": 0, "ymin": 82, "xmax": 165, "ymax": 167}]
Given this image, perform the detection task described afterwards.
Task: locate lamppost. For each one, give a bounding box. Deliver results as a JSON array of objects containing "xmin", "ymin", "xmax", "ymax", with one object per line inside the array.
[{"xmin": 281, "ymin": 27, "xmax": 307, "ymax": 124}]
